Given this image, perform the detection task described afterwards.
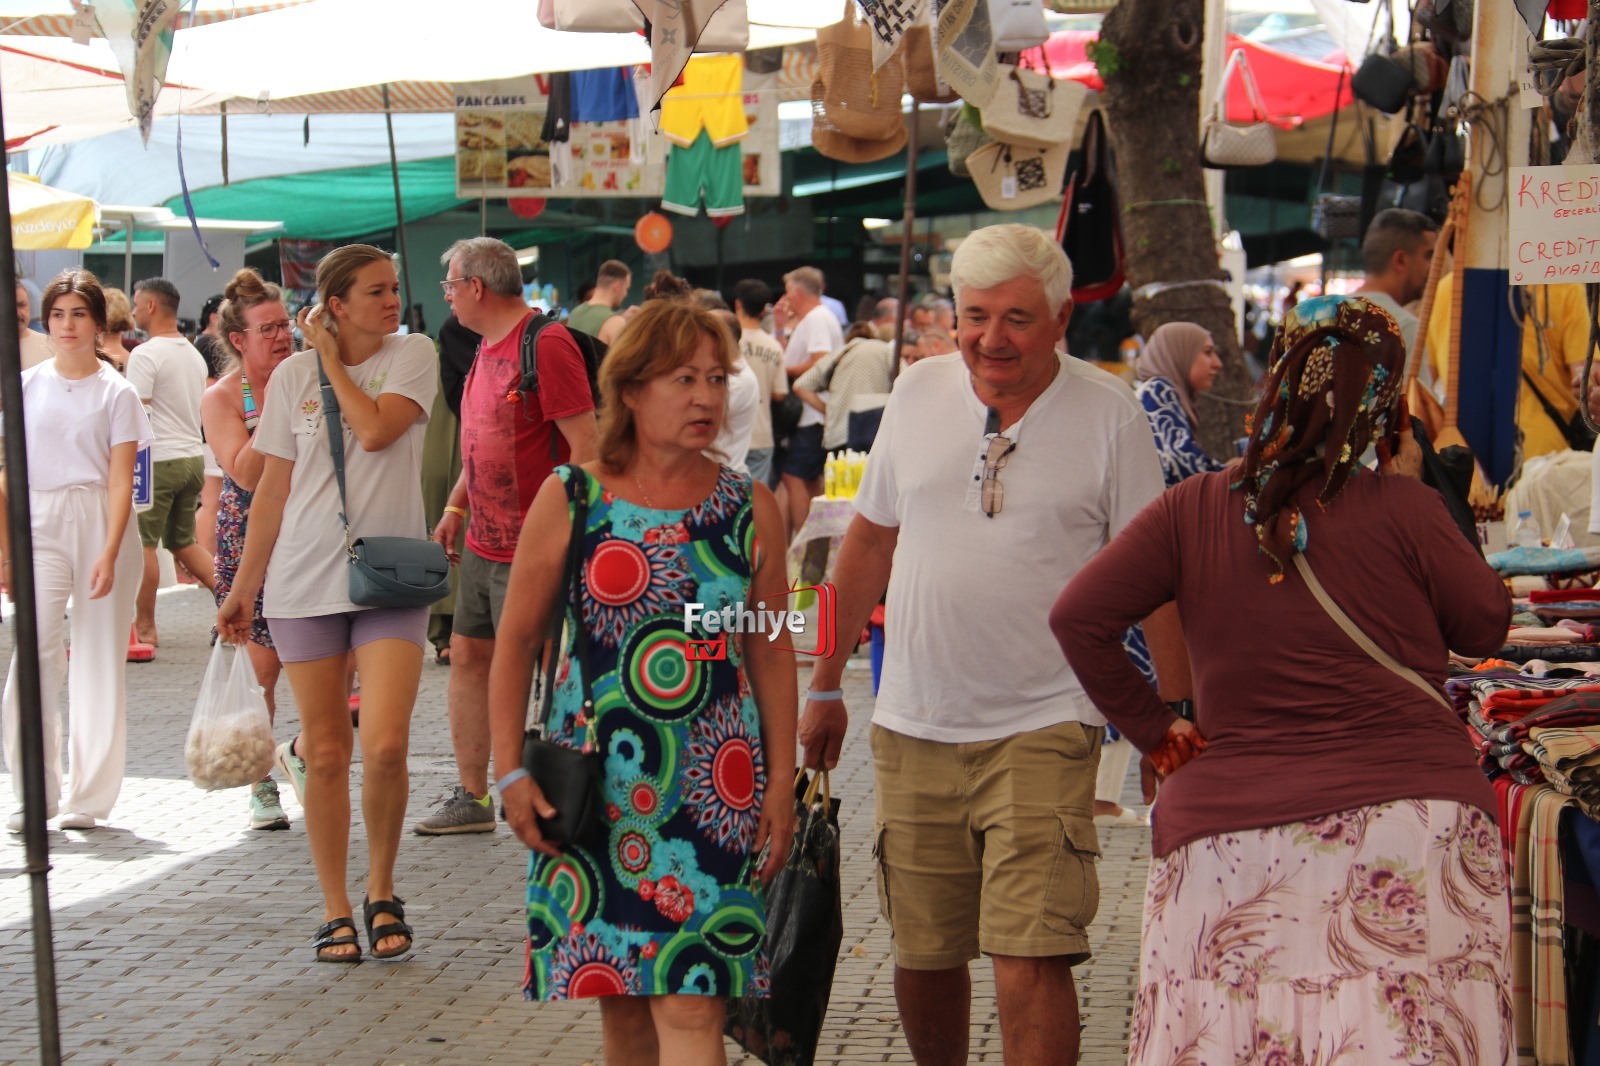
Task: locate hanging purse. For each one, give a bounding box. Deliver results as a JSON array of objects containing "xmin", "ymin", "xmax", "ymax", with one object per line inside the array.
[
  {"xmin": 815, "ymin": 1, "xmax": 907, "ymax": 141},
  {"xmin": 968, "ymin": 139, "xmax": 1068, "ymax": 211},
  {"xmin": 318, "ymin": 364, "xmax": 451, "ymax": 610},
  {"xmin": 945, "ymin": 102, "xmax": 992, "ymax": 177},
  {"xmin": 905, "ymin": 25, "xmax": 959, "ymax": 104},
  {"xmin": 1055, "ymin": 110, "xmax": 1125, "ymax": 303},
  {"xmin": 1200, "ymin": 49, "xmax": 1277, "ymax": 169},
  {"xmin": 988, "ymin": 0, "xmax": 1050, "ymax": 51},
  {"xmin": 980, "ymin": 52, "xmax": 1087, "ymax": 149},
  {"xmin": 520, "ymin": 468, "xmax": 605, "ymax": 848}
]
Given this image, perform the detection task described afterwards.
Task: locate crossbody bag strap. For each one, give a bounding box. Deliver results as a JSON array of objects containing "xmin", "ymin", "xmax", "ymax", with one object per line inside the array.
[
  {"xmin": 316, "ymin": 360, "xmax": 357, "ymax": 559},
  {"xmin": 537, "ymin": 467, "xmax": 593, "ymax": 734},
  {"xmin": 1293, "ymin": 552, "xmax": 1451, "ymax": 709},
  {"xmin": 1520, "ymin": 366, "xmax": 1579, "ymax": 437}
]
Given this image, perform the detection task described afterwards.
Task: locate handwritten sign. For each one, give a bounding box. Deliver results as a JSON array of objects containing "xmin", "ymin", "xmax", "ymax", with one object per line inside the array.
[{"xmin": 1509, "ymin": 165, "xmax": 1600, "ymax": 284}]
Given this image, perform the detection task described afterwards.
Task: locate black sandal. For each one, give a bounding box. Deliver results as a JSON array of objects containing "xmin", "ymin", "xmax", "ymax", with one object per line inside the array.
[
  {"xmin": 313, "ymin": 917, "xmax": 362, "ymax": 963},
  {"xmin": 363, "ymin": 896, "xmax": 414, "ymax": 960}
]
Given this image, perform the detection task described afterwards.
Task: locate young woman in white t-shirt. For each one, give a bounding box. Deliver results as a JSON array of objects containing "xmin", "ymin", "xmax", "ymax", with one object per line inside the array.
[
  {"xmin": 0, "ymin": 269, "xmax": 152, "ymax": 833},
  {"xmin": 218, "ymin": 245, "xmax": 438, "ymax": 963}
]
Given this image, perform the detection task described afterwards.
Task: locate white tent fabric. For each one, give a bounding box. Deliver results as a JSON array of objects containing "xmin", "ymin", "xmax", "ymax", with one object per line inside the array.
[
  {"xmin": 34, "ymin": 111, "xmax": 455, "ymax": 207},
  {"xmin": 0, "ymin": 44, "xmax": 229, "ymax": 147}
]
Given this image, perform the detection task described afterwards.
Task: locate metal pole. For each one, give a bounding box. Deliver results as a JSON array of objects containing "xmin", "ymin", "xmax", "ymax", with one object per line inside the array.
[
  {"xmin": 0, "ymin": 70, "xmax": 65, "ymax": 1066},
  {"xmin": 382, "ymin": 85, "xmax": 415, "ymax": 319},
  {"xmin": 123, "ymin": 224, "xmax": 135, "ymax": 292},
  {"xmin": 891, "ymin": 103, "xmax": 920, "ymax": 384}
]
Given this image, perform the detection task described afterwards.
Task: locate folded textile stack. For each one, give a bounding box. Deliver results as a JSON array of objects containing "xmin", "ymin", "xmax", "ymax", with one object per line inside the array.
[
  {"xmin": 1507, "ymin": 626, "xmax": 1585, "ymax": 646},
  {"xmin": 1525, "ymin": 724, "xmax": 1600, "ymax": 819},
  {"xmin": 1488, "ymin": 545, "xmax": 1600, "ymax": 576},
  {"xmin": 1445, "ymin": 680, "xmax": 1600, "ymax": 783}
]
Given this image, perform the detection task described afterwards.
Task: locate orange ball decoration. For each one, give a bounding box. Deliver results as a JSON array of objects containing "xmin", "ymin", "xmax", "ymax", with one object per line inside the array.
[{"xmin": 635, "ymin": 211, "xmax": 673, "ymax": 254}]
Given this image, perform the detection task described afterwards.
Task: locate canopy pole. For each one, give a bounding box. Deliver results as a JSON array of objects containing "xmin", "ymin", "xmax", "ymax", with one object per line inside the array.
[
  {"xmin": 382, "ymin": 85, "xmax": 415, "ymax": 320},
  {"xmin": 0, "ymin": 76, "xmax": 64, "ymax": 1066},
  {"xmin": 124, "ymin": 224, "xmax": 135, "ymax": 291},
  {"xmin": 891, "ymin": 102, "xmax": 920, "ymax": 384}
]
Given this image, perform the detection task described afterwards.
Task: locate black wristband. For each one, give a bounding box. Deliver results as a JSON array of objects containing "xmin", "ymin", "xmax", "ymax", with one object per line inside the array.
[{"xmin": 1165, "ymin": 699, "xmax": 1194, "ymax": 722}]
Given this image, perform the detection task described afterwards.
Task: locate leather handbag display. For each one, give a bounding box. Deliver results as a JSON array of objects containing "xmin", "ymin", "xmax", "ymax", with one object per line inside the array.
[
  {"xmin": 1201, "ymin": 49, "xmax": 1276, "ymax": 169},
  {"xmin": 317, "ymin": 365, "xmax": 451, "ymax": 610},
  {"xmin": 520, "ymin": 468, "xmax": 605, "ymax": 848},
  {"xmin": 968, "ymin": 138, "xmax": 1069, "ymax": 211},
  {"xmin": 980, "ymin": 57, "xmax": 1088, "ymax": 149},
  {"xmin": 988, "ymin": 0, "xmax": 1050, "ymax": 51}
]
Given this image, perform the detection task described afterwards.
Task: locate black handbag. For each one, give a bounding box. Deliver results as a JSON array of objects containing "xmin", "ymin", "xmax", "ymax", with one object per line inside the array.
[
  {"xmin": 1055, "ymin": 110, "xmax": 1125, "ymax": 304},
  {"xmin": 520, "ymin": 468, "xmax": 605, "ymax": 847},
  {"xmin": 318, "ymin": 363, "xmax": 451, "ymax": 609},
  {"xmin": 724, "ymin": 770, "xmax": 844, "ymax": 1066},
  {"xmin": 1351, "ymin": 51, "xmax": 1414, "ymax": 114},
  {"xmin": 771, "ymin": 391, "xmax": 804, "ymax": 443}
]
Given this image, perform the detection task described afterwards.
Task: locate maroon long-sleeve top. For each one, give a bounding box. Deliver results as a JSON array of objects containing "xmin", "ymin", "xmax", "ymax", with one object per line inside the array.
[{"xmin": 1053, "ymin": 470, "xmax": 1511, "ymax": 857}]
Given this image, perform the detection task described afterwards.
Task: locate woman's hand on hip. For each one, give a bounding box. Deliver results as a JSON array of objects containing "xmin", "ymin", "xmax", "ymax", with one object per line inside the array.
[
  {"xmin": 1150, "ymin": 718, "xmax": 1208, "ymax": 777},
  {"xmin": 502, "ymin": 776, "xmax": 564, "ymax": 859}
]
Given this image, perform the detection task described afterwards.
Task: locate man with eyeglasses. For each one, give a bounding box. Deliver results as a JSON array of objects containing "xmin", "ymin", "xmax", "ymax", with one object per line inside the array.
[
  {"xmin": 127, "ymin": 277, "xmax": 217, "ymax": 647},
  {"xmin": 799, "ymin": 224, "xmax": 1190, "ymax": 1066},
  {"xmin": 414, "ymin": 238, "xmax": 599, "ymax": 837}
]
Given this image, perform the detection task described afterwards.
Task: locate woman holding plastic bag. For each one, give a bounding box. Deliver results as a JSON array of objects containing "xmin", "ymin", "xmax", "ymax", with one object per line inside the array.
[
  {"xmin": 218, "ymin": 245, "xmax": 438, "ymax": 963},
  {"xmin": 0, "ymin": 269, "xmax": 151, "ymax": 833}
]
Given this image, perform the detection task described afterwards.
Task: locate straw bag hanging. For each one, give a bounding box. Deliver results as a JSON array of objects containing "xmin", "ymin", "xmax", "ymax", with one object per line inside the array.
[
  {"xmin": 816, "ymin": 1, "xmax": 907, "ymax": 141},
  {"xmin": 813, "ymin": 80, "xmax": 908, "ymax": 164},
  {"xmin": 905, "ymin": 26, "xmax": 959, "ymax": 104},
  {"xmin": 981, "ymin": 53, "xmax": 1087, "ymax": 149},
  {"xmin": 968, "ymin": 139, "xmax": 1068, "ymax": 211},
  {"xmin": 945, "ymin": 102, "xmax": 992, "ymax": 176},
  {"xmin": 1201, "ymin": 49, "xmax": 1276, "ymax": 169}
]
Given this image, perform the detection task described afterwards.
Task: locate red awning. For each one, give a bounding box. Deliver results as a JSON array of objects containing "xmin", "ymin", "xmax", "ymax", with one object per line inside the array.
[{"xmin": 1043, "ymin": 31, "xmax": 1355, "ymax": 130}]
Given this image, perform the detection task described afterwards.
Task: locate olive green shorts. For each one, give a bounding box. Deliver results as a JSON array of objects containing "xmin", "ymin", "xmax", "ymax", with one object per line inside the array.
[{"xmin": 137, "ymin": 455, "xmax": 204, "ymax": 550}]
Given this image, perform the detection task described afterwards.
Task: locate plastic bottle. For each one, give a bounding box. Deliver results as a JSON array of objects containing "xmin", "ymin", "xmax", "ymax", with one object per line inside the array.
[
  {"xmin": 823, "ymin": 461, "xmax": 837, "ymax": 500},
  {"xmin": 1513, "ymin": 510, "xmax": 1542, "ymax": 548}
]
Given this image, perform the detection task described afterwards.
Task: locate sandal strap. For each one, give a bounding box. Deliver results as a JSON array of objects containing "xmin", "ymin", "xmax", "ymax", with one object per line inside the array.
[
  {"xmin": 363, "ymin": 896, "xmax": 407, "ymax": 922},
  {"xmin": 314, "ymin": 917, "xmax": 358, "ymax": 944}
]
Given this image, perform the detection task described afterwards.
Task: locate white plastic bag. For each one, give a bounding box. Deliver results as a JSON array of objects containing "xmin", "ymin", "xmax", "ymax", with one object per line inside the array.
[{"xmin": 186, "ymin": 642, "xmax": 274, "ymax": 791}]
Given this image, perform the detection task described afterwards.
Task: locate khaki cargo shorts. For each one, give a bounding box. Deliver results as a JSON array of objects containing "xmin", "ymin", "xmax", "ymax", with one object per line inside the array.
[{"xmin": 869, "ymin": 720, "xmax": 1104, "ymax": 970}]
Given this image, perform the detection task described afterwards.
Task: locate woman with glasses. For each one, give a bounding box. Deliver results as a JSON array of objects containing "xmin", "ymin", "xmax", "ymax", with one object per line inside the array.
[
  {"xmin": 1, "ymin": 269, "xmax": 151, "ymax": 833},
  {"xmin": 201, "ymin": 268, "xmax": 297, "ymax": 832},
  {"xmin": 1053, "ymin": 296, "xmax": 1513, "ymax": 1065},
  {"xmin": 488, "ymin": 300, "xmax": 795, "ymax": 1064},
  {"xmin": 218, "ymin": 246, "xmax": 438, "ymax": 963}
]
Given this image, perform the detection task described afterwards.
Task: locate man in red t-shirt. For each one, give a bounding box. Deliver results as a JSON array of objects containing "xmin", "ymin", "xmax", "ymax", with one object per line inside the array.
[{"xmin": 416, "ymin": 238, "xmax": 599, "ymax": 835}]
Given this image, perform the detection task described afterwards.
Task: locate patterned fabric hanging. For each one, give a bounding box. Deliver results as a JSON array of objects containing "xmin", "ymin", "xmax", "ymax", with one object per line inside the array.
[{"xmin": 858, "ymin": 0, "xmax": 926, "ymax": 72}]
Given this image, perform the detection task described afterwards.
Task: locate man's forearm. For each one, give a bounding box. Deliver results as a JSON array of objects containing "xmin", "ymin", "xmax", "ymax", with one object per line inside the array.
[{"xmin": 808, "ymin": 515, "xmax": 896, "ymax": 691}]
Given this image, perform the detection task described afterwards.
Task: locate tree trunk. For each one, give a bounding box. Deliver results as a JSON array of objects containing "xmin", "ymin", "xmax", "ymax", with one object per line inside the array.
[{"xmin": 1098, "ymin": 0, "xmax": 1253, "ymax": 457}]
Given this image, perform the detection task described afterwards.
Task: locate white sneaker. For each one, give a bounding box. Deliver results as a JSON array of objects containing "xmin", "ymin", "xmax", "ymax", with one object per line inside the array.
[
  {"xmin": 5, "ymin": 811, "xmax": 22, "ymax": 833},
  {"xmin": 57, "ymin": 812, "xmax": 96, "ymax": 830}
]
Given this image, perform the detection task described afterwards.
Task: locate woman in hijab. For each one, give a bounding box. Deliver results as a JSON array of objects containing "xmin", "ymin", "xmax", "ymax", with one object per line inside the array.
[
  {"xmin": 1053, "ymin": 296, "xmax": 1513, "ymax": 1065},
  {"xmin": 1135, "ymin": 322, "xmax": 1226, "ymax": 488}
]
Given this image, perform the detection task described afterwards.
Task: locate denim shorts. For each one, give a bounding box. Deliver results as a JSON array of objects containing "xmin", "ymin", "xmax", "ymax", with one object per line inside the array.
[
  {"xmin": 265, "ymin": 607, "xmax": 430, "ymax": 663},
  {"xmin": 782, "ymin": 424, "xmax": 826, "ymax": 481}
]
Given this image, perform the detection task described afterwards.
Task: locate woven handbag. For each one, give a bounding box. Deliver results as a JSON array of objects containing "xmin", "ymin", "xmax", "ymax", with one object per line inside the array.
[
  {"xmin": 905, "ymin": 26, "xmax": 959, "ymax": 104},
  {"xmin": 812, "ymin": 80, "xmax": 908, "ymax": 163},
  {"xmin": 945, "ymin": 103, "xmax": 991, "ymax": 177},
  {"xmin": 1201, "ymin": 49, "xmax": 1276, "ymax": 169},
  {"xmin": 816, "ymin": 1, "xmax": 906, "ymax": 141},
  {"xmin": 1312, "ymin": 194, "xmax": 1363, "ymax": 241},
  {"xmin": 981, "ymin": 58, "xmax": 1087, "ymax": 149},
  {"xmin": 968, "ymin": 139, "xmax": 1068, "ymax": 211}
]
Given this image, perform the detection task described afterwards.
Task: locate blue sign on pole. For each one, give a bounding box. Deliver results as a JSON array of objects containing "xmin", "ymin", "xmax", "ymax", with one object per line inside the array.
[{"xmin": 133, "ymin": 446, "xmax": 152, "ymax": 509}]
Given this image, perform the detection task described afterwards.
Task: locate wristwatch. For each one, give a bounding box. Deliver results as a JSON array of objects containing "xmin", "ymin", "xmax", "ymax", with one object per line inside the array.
[{"xmin": 1165, "ymin": 699, "xmax": 1195, "ymax": 722}]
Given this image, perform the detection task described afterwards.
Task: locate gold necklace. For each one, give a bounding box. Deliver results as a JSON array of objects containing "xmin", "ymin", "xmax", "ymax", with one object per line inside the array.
[{"xmin": 632, "ymin": 474, "xmax": 653, "ymax": 508}]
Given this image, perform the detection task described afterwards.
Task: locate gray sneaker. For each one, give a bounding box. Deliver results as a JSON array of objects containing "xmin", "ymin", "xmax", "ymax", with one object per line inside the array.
[
  {"xmin": 249, "ymin": 780, "xmax": 290, "ymax": 831},
  {"xmin": 413, "ymin": 786, "xmax": 495, "ymax": 835}
]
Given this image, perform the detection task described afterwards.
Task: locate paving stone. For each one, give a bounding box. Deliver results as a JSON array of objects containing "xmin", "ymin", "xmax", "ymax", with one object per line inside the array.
[{"xmin": 0, "ymin": 585, "xmax": 1151, "ymax": 1063}]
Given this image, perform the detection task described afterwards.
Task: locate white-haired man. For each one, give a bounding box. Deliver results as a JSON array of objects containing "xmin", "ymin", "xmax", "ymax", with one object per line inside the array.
[
  {"xmin": 799, "ymin": 224, "xmax": 1190, "ymax": 1065},
  {"xmin": 417, "ymin": 237, "xmax": 599, "ymax": 835}
]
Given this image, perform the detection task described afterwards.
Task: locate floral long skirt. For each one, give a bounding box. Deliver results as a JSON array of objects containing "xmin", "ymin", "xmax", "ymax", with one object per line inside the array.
[{"xmin": 1131, "ymin": 799, "xmax": 1512, "ymax": 1066}]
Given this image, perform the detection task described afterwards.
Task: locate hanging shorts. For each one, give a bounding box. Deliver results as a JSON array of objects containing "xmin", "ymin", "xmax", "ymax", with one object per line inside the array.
[
  {"xmin": 662, "ymin": 131, "xmax": 745, "ymax": 218},
  {"xmin": 659, "ymin": 53, "xmax": 748, "ymax": 147}
]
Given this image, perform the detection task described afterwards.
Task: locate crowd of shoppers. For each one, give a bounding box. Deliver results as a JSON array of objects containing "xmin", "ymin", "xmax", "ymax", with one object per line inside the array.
[{"xmin": 0, "ymin": 222, "xmax": 1517, "ymax": 1066}]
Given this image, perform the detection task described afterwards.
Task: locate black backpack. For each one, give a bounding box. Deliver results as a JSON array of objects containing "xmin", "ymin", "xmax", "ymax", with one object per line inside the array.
[{"xmin": 506, "ymin": 313, "xmax": 606, "ymax": 459}]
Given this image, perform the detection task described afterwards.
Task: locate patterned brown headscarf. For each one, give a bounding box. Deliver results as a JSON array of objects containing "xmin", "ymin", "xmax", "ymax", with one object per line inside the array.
[{"xmin": 1233, "ymin": 295, "xmax": 1407, "ymax": 583}]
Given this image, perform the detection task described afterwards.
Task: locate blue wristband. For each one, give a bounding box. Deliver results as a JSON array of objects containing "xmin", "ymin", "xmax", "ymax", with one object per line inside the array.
[
  {"xmin": 807, "ymin": 688, "xmax": 845, "ymax": 701},
  {"xmin": 495, "ymin": 768, "xmax": 530, "ymax": 794}
]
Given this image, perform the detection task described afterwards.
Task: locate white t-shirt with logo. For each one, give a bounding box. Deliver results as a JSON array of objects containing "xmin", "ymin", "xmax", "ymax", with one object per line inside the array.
[
  {"xmin": 784, "ymin": 306, "xmax": 842, "ymax": 430},
  {"xmin": 126, "ymin": 335, "xmax": 206, "ymax": 461},
  {"xmin": 853, "ymin": 352, "xmax": 1166, "ymax": 743},
  {"xmin": 251, "ymin": 335, "xmax": 438, "ymax": 618},
  {"xmin": 11, "ymin": 361, "xmax": 152, "ymax": 491}
]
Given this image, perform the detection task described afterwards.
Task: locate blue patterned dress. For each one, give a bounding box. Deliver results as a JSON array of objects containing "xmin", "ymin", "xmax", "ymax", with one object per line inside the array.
[
  {"xmin": 1136, "ymin": 376, "xmax": 1225, "ymax": 489},
  {"xmin": 525, "ymin": 464, "xmax": 769, "ymax": 1001}
]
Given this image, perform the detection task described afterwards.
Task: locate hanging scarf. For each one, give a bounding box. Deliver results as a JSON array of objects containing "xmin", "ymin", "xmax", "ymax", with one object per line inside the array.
[
  {"xmin": 1136, "ymin": 322, "xmax": 1212, "ymax": 427},
  {"xmin": 1233, "ymin": 295, "xmax": 1406, "ymax": 583}
]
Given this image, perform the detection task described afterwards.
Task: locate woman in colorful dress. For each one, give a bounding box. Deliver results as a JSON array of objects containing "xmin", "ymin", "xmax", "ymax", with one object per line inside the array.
[
  {"xmin": 1, "ymin": 269, "xmax": 151, "ymax": 832},
  {"xmin": 1134, "ymin": 322, "xmax": 1227, "ymax": 489},
  {"xmin": 201, "ymin": 268, "xmax": 296, "ymax": 831},
  {"xmin": 489, "ymin": 299, "xmax": 796, "ymax": 1063},
  {"xmin": 1053, "ymin": 296, "xmax": 1514, "ymax": 1065},
  {"xmin": 218, "ymin": 245, "xmax": 438, "ymax": 963}
]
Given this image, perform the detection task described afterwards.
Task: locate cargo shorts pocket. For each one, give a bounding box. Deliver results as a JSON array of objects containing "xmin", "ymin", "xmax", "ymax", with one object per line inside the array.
[
  {"xmin": 1041, "ymin": 809, "xmax": 1101, "ymax": 933},
  {"xmin": 872, "ymin": 821, "xmax": 893, "ymax": 926}
]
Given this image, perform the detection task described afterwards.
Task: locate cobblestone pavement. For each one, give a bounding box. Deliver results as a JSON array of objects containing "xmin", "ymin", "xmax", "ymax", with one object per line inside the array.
[{"xmin": 0, "ymin": 587, "xmax": 1150, "ymax": 1064}]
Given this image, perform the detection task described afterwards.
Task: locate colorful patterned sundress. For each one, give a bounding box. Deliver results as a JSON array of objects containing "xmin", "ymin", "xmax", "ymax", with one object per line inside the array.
[
  {"xmin": 525, "ymin": 464, "xmax": 770, "ymax": 1001},
  {"xmin": 212, "ymin": 374, "xmax": 272, "ymax": 649}
]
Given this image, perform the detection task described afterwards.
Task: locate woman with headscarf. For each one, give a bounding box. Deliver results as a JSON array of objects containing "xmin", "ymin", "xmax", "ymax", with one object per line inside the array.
[
  {"xmin": 1135, "ymin": 322, "xmax": 1226, "ymax": 488},
  {"xmin": 1052, "ymin": 296, "xmax": 1513, "ymax": 1064}
]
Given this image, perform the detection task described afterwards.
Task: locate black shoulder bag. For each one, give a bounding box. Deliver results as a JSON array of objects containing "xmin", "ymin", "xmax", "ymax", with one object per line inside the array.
[
  {"xmin": 520, "ymin": 468, "xmax": 604, "ymax": 847},
  {"xmin": 318, "ymin": 362, "xmax": 451, "ymax": 608}
]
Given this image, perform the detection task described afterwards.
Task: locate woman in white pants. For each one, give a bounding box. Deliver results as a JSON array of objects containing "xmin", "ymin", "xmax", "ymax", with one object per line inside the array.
[{"xmin": 1, "ymin": 269, "xmax": 151, "ymax": 832}]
